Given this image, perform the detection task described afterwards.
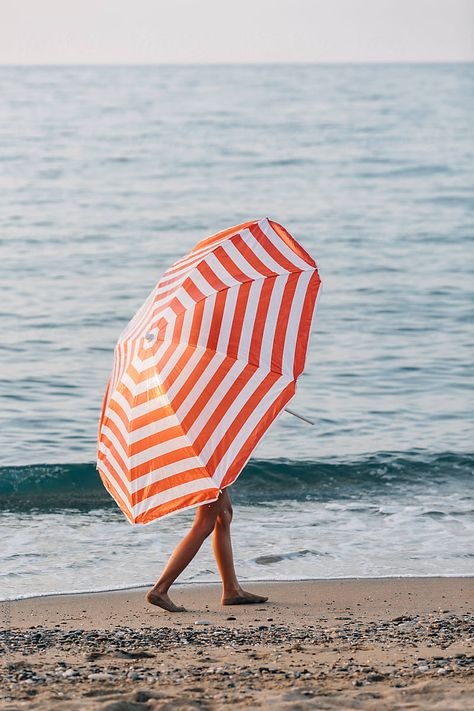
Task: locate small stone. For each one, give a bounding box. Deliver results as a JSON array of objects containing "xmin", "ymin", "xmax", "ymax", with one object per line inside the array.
[
  {"xmin": 367, "ymin": 673, "xmax": 385, "ymax": 682},
  {"xmin": 194, "ymin": 620, "xmax": 212, "ymax": 626},
  {"xmin": 88, "ymin": 672, "xmax": 113, "ymax": 682},
  {"xmin": 62, "ymin": 668, "xmax": 78, "ymax": 678}
]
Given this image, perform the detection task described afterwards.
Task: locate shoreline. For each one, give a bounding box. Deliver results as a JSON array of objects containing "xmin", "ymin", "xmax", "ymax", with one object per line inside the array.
[
  {"xmin": 3, "ymin": 573, "xmax": 473, "ymax": 603},
  {"xmin": 1, "ymin": 578, "xmax": 473, "ymax": 709}
]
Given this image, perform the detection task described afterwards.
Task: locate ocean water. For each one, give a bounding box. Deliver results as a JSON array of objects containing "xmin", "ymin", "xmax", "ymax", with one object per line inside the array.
[{"xmin": 1, "ymin": 64, "xmax": 473, "ymax": 600}]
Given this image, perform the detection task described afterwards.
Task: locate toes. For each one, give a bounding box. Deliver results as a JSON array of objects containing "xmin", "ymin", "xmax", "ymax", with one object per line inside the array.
[
  {"xmin": 242, "ymin": 591, "xmax": 268, "ymax": 602},
  {"xmin": 145, "ymin": 590, "xmax": 185, "ymax": 613},
  {"xmin": 222, "ymin": 594, "xmax": 269, "ymax": 606}
]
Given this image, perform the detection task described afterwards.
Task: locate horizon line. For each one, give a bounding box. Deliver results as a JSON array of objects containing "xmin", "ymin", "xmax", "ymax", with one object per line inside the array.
[{"xmin": 0, "ymin": 60, "xmax": 473, "ymax": 68}]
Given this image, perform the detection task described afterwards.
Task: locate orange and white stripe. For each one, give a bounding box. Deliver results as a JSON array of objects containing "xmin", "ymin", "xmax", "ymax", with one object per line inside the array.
[{"xmin": 97, "ymin": 218, "xmax": 321, "ymax": 524}]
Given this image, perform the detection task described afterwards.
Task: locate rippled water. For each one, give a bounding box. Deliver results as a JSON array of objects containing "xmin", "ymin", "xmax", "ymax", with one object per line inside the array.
[{"xmin": 1, "ymin": 65, "xmax": 473, "ymax": 598}]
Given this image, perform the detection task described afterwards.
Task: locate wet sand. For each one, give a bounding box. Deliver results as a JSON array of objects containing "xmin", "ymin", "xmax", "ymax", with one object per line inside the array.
[{"xmin": 1, "ymin": 577, "xmax": 473, "ymax": 709}]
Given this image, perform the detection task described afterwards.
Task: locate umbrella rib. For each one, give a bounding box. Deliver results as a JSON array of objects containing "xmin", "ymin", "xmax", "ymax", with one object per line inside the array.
[
  {"xmin": 154, "ymin": 339, "xmax": 297, "ymax": 383},
  {"xmin": 140, "ymin": 355, "xmax": 216, "ymax": 488},
  {"xmin": 145, "ymin": 266, "xmax": 317, "ymax": 382},
  {"xmin": 143, "ymin": 342, "xmax": 295, "ymax": 486},
  {"xmin": 171, "ymin": 266, "xmax": 317, "ymax": 319}
]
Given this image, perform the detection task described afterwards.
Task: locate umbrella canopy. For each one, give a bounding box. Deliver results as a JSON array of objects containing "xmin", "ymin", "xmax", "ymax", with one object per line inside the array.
[{"xmin": 97, "ymin": 218, "xmax": 320, "ymax": 524}]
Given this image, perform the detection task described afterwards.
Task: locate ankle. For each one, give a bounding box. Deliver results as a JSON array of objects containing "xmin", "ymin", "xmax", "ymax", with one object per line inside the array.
[{"xmin": 151, "ymin": 583, "xmax": 168, "ymax": 595}]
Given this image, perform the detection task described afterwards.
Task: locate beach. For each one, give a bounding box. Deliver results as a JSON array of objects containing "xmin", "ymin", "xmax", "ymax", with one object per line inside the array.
[{"xmin": 1, "ymin": 577, "xmax": 473, "ymax": 710}]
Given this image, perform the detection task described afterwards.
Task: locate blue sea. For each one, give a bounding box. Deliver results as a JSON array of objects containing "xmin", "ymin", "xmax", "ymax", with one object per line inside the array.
[{"xmin": 1, "ymin": 64, "xmax": 473, "ymax": 600}]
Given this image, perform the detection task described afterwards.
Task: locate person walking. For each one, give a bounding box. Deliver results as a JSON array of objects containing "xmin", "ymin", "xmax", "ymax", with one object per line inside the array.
[{"xmin": 146, "ymin": 489, "xmax": 267, "ymax": 612}]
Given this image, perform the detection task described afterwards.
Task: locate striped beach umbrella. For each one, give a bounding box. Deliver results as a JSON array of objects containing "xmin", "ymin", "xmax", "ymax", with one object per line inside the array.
[{"xmin": 97, "ymin": 218, "xmax": 320, "ymax": 524}]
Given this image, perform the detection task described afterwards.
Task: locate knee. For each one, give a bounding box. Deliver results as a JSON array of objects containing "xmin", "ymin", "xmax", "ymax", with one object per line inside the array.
[
  {"xmin": 217, "ymin": 503, "xmax": 233, "ymax": 529},
  {"xmin": 193, "ymin": 515, "xmax": 216, "ymax": 539}
]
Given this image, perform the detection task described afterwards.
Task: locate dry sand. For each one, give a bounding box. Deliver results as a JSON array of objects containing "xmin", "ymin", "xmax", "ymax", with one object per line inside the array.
[{"xmin": 1, "ymin": 577, "xmax": 473, "ymax": 710}]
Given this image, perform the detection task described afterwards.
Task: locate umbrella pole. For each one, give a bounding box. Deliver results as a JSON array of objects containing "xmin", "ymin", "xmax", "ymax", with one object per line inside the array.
[{"xmin": 284, "ymin": 407, "xmax": 314, "ymax": 426}]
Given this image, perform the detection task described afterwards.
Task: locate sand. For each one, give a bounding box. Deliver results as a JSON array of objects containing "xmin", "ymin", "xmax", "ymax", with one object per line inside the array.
[{"xmin": 1, "ymin": 577, "xmax": 473, "ymax": 710}]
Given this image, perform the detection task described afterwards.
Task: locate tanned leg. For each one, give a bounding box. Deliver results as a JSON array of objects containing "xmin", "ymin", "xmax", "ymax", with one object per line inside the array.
[
  {"xmin": 212, "ymin": 489, "xmax": 268, "ymax": 606},
  {"xmin": 146, "ymin": 497, "xmax": 221, "ymax": 612}
]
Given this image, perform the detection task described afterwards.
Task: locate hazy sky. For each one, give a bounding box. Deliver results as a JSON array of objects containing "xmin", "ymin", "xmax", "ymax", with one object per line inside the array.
[{"xmin": 1, "ymin": 0, "xmax": 473, "ymax": 64}]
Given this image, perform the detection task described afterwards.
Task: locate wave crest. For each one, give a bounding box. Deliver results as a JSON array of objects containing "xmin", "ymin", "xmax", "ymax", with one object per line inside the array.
[{"xmin": 0, "ymin": 452, "xmax": 472, "ymax": 511}]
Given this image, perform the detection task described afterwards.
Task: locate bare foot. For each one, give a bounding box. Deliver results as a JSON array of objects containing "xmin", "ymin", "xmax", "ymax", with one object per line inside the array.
[
  {"xmin": 222, "ymin": 590, "xmax": 269, "ymax": 606},
  {"xmin": 145, "ymin": 588, "xmax": 186, "ymax": 612}
]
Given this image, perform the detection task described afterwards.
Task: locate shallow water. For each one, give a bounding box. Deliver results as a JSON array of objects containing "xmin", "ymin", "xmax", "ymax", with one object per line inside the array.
[
  {"xmin": 1, "ymin": 453, "xmax": 473, "ymax": 599},
  {"xmin": 0, "ymin": 65, "xmax": 473, "ymax": 599}
]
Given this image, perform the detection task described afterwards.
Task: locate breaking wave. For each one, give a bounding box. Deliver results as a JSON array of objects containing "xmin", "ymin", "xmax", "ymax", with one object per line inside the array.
[{"xmin": 0, "ymin": 451, "xmax": 472, "ymax": 511}]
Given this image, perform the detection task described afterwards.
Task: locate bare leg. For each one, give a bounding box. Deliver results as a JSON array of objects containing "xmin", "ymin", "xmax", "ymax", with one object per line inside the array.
[
  {"xmin": 146, "ymin": 496, "xmax": 221, "ymax": 612},
  {"xmin": 212, "ymin": 489, "xmax": 268, "ymax": 606}
]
